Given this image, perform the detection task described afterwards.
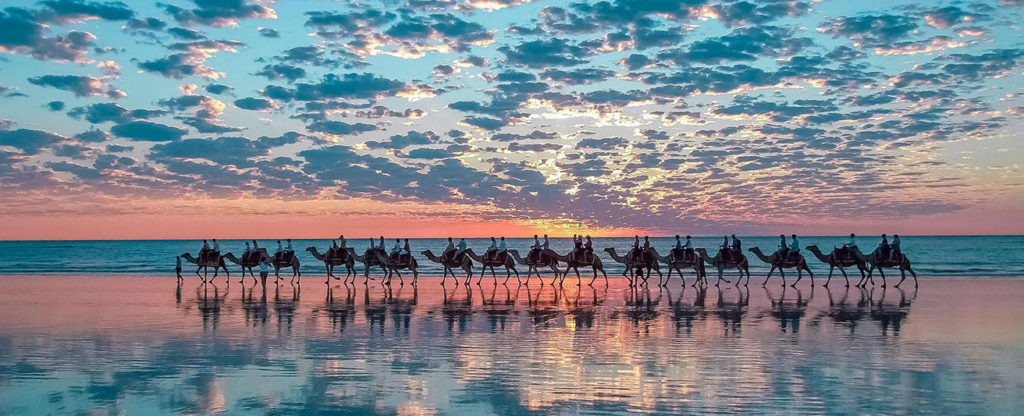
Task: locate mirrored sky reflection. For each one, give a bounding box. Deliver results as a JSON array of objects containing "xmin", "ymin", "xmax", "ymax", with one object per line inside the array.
[
  {"xmin": 1, "ymin": 0, "xmax": 1024, "ymax": 239},
  {"xmin": 1, "ymin": 277, "xmax": 1022, "ymax": 414}
]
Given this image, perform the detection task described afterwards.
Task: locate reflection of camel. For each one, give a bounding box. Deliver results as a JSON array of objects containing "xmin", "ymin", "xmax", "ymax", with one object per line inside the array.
[
  {"xmin": 421, "ymin": 250, "xmax": 474, "ymax": 284},
  {"xmin": 481, "ymin": 283, "xmax": 516, "ymax": 332},
  {"xmin": 552, "ymin": 251, "xmax": 608, "ymax": 285},
  {"xmin": 525, "ymin": 283, "xmax": 562, "ymax": 327},
  {"xmin": 181, "ymin": 252, "xmax": 230, "ymax": 282},
  {"xmin": 858, "ymin": 248, "xmax": 918, "ymax": 288},
  {"xmin": 806, "ymin": 245, "xmax": 868, "ymax": 288},
  {"xmin": 196, "ymin": 283, "xmax": 228, "ymax": 330},
  {"xmin": 509, "ymin": 249, "xmax": 561, "ymax": 283},
  {"xmin": 387, "ymin": 284, "xmax": 418, "ymax": 333},
  {"xmin": 441, "ymin": 284, "xmax": 473, "ymax": 332},
  {"xmin": 324, "ymin": 284, "xmax": 355, "ymax": 332},
  {"xmin": 618, "ymin": 287, "xmax": 660, "ymax": 329},
  {"xmin": 749, "ymin": 247, "xmax": 814, "ymax": 287},
  {"xmin": 241, "ymin": 282, "xmax": 268, "ymax": 327},
  {"xmin": 565, "ymin": 284, "xmax": 603, "ymax": 330},
  {"xmin": 306, "ymin": 246, "xmax": 356, "ymax": 282},
  {"xmin": 810, "ymin": 286, "xmax": 867, "ymax": 334},
  {"xmin": 669, "ymin": 286, "xmax": 707, "ymax": 332},
  {"xmin": 364, "ymin": 285, "xmax": 389, "ymax": 331},
  {"xmin": 764, "ymin": 285, "xmax": 813, "ymax": 333},
  {"xmin": 224, "ymin": 249, "xmax": 272, "ymax": 282},
  {"xmin": 869, "ymin": 286, "xmax": 915, "ymax": 335},
  {"xmin": 464, "ymin": 248, "xmax": 519, "ymax": 283},
  {"xmin": 695, "ymin": 248, "xmax": 747, "ymax": 285},
  {"xmin": 715, "ymin": 286, "xmax": 748, "ymax": 334},
  {"xmin": 604, "ymin": 247, "xmax": 662, "ymax": 285},
  {"xmin": 652, "ymin": 248, "xmax": 707, "ymax": 287},
  {"xmin": 273, "ymin": 282, "xmax": 300, "ymax": 332}
]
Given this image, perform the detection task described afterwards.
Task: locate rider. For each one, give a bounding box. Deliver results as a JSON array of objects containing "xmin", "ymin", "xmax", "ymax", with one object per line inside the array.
[
  {"xmin": 843, "ymin": 233, "xmax": 857, "ymax": 250},
  {"xmin": 212, "ymin": 238, "xmax": 220, "ymax": 253},
  {"xmin": 456, "ymin": 238, "xmax": 468, "ymax": 259},
  {"xmin": 275, "ymin": 239, "xmax": 283, "ymax": 256},
  {"xmin": 442, "ymin": 237, "xmax": 456, "ymax": 262},
  {"xmin": 497, "ymin": 236, "xmax": 508, "ymax": 261},
  {"xmin": 402, "ymin": 238, "xmax": 412, "ymax": 262},
  {"xmin": 777, "ymin": 234, "xmax": 789, "ymax": 259},
  {"xmin": 390, "ymin": 238, "xmax": 402, "ymax": 261},
  {"xmin": 542, "ymin": 234, "xmax": 550, "ymax": 251},
  {"xmin": 339, "ymin": 235, "xmax": 347, "ymax": 251},
  {"xmin": 584, "ymin": 235, "xmax": 593, "ymax": 262},
  {"xmin": 252, "ymin": 239, "xmax": 259, "ymax": 251},
  {"xmin": 244, "ymin": 241, "xmax": 252, "ymax": 255},
  {"xmin": 878, "ymin": 234, "xmax": 890, "ymax": 259},
  {"xmin": 486, "ymin": 237, "xmax": 498, "ymax": 261},
  {"xmin": 530, "ymin": 234, "xmax": 542, "ymax": 262},
  {"xmin": 890, "ymin": 234, "xmax": 901, "ymax": 261},
  {"xmin": 377, "ymin": 236, "xmax": 386, "ymax": 251},
  {"xmin": 285, "ymin": 238, "xmax": 293, "ymax": 253},
  {"xmin": 642, "ymin": 236, "xmax": 651, "ymax": 263},
  {"xmin": 789, "ymin": 234, "xmax": 801, "ymax": 260},
  {"xmin": 731, "ymin": 234, "xmax": 741, "ymax": 253}
]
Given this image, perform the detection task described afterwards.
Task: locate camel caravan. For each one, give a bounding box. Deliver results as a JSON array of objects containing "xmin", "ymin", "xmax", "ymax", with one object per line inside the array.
[{"xmin": 178, "ymin": 233, "xmax": 917, "ymax": 288}]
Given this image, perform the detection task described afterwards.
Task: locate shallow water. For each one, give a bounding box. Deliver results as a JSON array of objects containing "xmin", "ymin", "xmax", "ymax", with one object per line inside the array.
[
  {"xmin": 2, "ymin": 235, "xmax": 1023, "ymax": 278},
  {"xmin": 1, "ymin": 277, "xmax": 1023, "ymax": 415}
]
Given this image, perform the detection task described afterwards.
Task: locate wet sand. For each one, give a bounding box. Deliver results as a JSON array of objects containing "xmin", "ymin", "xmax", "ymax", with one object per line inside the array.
[{"xmin": 1, "ymin": 276, "xmax": 1023, "ymax": 414}]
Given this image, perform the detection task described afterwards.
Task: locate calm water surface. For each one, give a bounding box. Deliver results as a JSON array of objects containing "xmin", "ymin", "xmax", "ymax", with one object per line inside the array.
[{"xmin": 1, "ymin": 277, "xmax": 1022, "ymax": 415}]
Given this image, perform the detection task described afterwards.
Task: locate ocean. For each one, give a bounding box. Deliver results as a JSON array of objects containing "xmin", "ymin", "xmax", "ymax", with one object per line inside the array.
[{"xmin": 1, "ymin": 235, "xmax": 1021, "ymax": 278}]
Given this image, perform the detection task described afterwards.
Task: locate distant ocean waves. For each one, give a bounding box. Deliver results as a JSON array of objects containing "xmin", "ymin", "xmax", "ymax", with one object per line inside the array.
[{"xmin": 0, "ymin": 236, "xmax": 1021, "ymax": 278}]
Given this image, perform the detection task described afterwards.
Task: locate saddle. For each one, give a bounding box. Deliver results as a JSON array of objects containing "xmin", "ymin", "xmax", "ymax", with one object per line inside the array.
[
  {"xmin": 672, "ymin": 248, "xmax": 695, "ymax": 263},
  {"xmin": 276, "ymin": 251, "xmax": 294, "ymax": 263},
  {"xmin": 242, "ymin": 251, "xmax": 259, "ymax": 264},
  {"xmin": 720, "ymin": 248, "xmax": 733, "ymax": 262},
  {"xmin": 201, "ymin": 250, "xmax": 220, "ymax": 263},
  {"xmin": 441, "ymin": 248, "xmax": 456, "ymax": 263},
  {"xmin": 835, "ymin": 247, "xmax": 853, "ymax": 262},
  {"xmin": 628, "ymin": 248, "xmax": 642, "ymax": 263},
  {"xmin": 327, "ymin": 248, "xmax": 349, "ymax": 263}
]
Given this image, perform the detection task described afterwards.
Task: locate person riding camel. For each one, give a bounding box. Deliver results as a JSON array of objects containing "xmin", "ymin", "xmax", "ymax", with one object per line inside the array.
[
  {"xmin": 719, "ymin": 235, "xmax": 730, "ymax": 261},
  {"xmin": 789, "ymin": 234, "xmax": 801, "ymax": 261},
  {"xmin": 584, "ymin": 235, "xmax": 594, "ymax": 262},
  {"xmin": 497, "ymin": 237, "xmax": 508, "ymax": 262},
  {"xmin": 402, "ymin": 238, "xmax": 412, "ymax": 263},
  {"xmin": 390, "ymin": 238, "xmax": 402, "ymax": 262},
  {"xmin": 442, "ymin": 237, "xmax": 456, "ymax": 263},
  {"xmin": 890, "ymin": 234, "xmax": 901, "ymax": 261},
  {"xmin": 632, "ymin": 235, "xmax": 641, "ymax": 262},
  {"xmin": 529, "ymin": 234, "xmax": 542, "ymax": 263},
  {"xmin": 377, "ymin": 236, "xmax": 386, "ymax": 252},
  {"xmin": 731, "ymin": 234, "xmax": 741, "ymax": 253},
  {"xmin": 542, "ymin": 234, "xmax": 550, "ymax": 251},
  {"xmin": 213, "ymin": 238, "xmax": 220, "ymax": 253},
  {"xmin": 878, "ymin": 234, "xmax": 890, "ymax": 260},
  {"xmin": 284, "ymin": 239, "xmax": 294, "ymax": 261},
  {"xmin": 642, "ymin": 236, "xmax": 652, "ymax": 263},
  {"xmin": 573, "ymin": 235, "xmax": 585, "ymax": 261},
  {"xmin": 843, "ymin": 233, "xmax": 857, "ymax": 250},
  {"xmin": 455, "ymin": 238, "xmax": 467, "ymax": 261},
  {"xmin": 275, "ymin": 239, "xmax": 283, "ymax": 260},
  {"xmin": 485, "ymin": 237, "xmax": 498, "ymax": 261},
  {"xmin": 199, "ymin": 239, "xmax": 210, "ymax": 262},
  {"xmin": 776, "ymin": 234, "xmax": 789, "ymax": 260}
]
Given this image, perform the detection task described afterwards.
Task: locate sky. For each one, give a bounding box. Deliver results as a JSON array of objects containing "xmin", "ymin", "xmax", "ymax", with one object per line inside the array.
[{"xmin": 0, "ymin": 0, "xmax": 1023, "ymax": 239}]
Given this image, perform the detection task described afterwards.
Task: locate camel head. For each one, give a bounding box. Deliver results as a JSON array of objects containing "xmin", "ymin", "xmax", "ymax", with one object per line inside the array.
[{"xmin": 603, "ymin": 247, "xmax": 615, "ymax": 254}]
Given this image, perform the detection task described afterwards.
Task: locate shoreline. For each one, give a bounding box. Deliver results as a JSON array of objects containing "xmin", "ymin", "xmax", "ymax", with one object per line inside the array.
[{"xmin": 0, "ymin": 273, "xmax": 1021, "ymax": 280}]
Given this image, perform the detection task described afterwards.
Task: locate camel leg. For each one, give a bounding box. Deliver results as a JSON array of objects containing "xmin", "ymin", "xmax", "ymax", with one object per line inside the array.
[
  {"xmin": 779, "ymin": 268, "xmax": 786, "ymax": 287},
  {"xmin": 892, "ymin": 266, "xmax": 909, "ymax": 288},
  {"xmin": 792, "ymin": 268, "xmax": 802, "ymax": 287},
  {"xmin": 806, "ymin": 265, "xmax": 814, "ymax": 286},
  {"xmin": 908, "ymin": 264, "xmax": 918, "ymax": 287},
  {"xmin": 877, "ymin": 267, "xmax": 886, "ymax": 287},
  {"xmin": 840, "ymin": 266, "xmax": 850, "ymax": 287},
  {"xmin": 761, "ymin": 266, "xmax": 775, "ymax": 286}
]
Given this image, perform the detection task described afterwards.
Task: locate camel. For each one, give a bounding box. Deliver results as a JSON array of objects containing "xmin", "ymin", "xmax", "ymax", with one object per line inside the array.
[
  {"xmin": 180, "ymin": 252, "xmax": 229, "ymax": 282},
  {"xmin": 509, "ymin": 248, "xmax": 561, "ymax": 283},
  {"xmin": 421, "ymin": 250, "xmax": 474, "ymax": 284},
  {"xmin": 650, "ymin": 247, "xmax": 706, "ymax": 287},
  {"xmin": 694, "ymin": 248, "xmax": 747, "ymax": 285},
  {"xmin": 223, "ymin": 249, "xmax": 272, "ymax": 283},
  {"xmin": 552, "ymin": 251, "xmax": 607, "ymax": 285},
  {"xmin": 464, "ymin": 248, "xmax": 519, "ymax": 284},
  {"xmin": 604, "ymin": 247, "xmax": 662, "ymax": 285},
  {"xmin": 806, "ymin": 245, "xmax": 869, "ymax": 288},
  {"xmin": 748, "ymin": 247, "xmax": 814, "ymax": 287},
  {"xmin": 269, "ymin": 251, "xmax": 301, "ymax": 282},
  {"xmin": 858, "ymin": 247, "xmax": 918, "ymax": 288},
  {"xmin": 306, "ymin": 246, "xmax": 357, "ymax": 283},
  {"xmin": 369, "ymin": 250, "xmax": 419, "ymax": 285},
  {"xmin": 358, "ymin": 248, "xmax": 389, "ymax": 279}
]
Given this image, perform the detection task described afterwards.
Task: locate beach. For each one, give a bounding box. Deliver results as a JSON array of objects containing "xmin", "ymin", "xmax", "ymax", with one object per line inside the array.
[{"xmin": 1, "ymin": 275, "xmax": 1022, "ymax": 414}]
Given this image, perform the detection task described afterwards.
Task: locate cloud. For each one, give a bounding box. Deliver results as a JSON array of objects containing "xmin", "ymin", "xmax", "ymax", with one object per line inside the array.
[
  {"xmin": 498, "ymin": 38, "xmax": 588, "ymax": 68},
  {"xmin": 234, "ymin": 97, "xmax": 276, "ymax": 110},
  {"xmin": 67, "ymin": 103, "xmax": 166, "ymax": 124},
  {"xmin": 150, "ymin": 136, "xmax": 270, "ymax": 167},
  {"xmin": 0, "ymin": 129, "xmax": 68, "ymax": 154},
  {"xmin": 819, "ymin": 14, "xmax": 918, "ymax": 48},
  {"xmin": 27, "ymin": 75, "xmax": 123, "ymax": 98},
  {"xmin": 279, "ymin": 73, "xmax": 408, "ymax": 101},
  {"xmin": 257, "ymin": 27, "xmax": 279, "ymax": 37},
  {"xmin": 0, "ymin": 9, "xmax": 96, "ymax": 62},
  {"xmin": 365, "ymin": 131, "xmax": 438, "ymax": 149},
  {"xmin": 306, "ymin": 121, "xmax": 377, "ymax": 135},
  {"xmin": 254, "ymin": 63, "xmax": 306, "ymax": 82},
  {"xmin": 110, "ymin": 121, "xmax": 187, "ymax": 141},
  {"xmin": 161, "ymin": 0, "xmax": 276, "ymax": 27}
]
